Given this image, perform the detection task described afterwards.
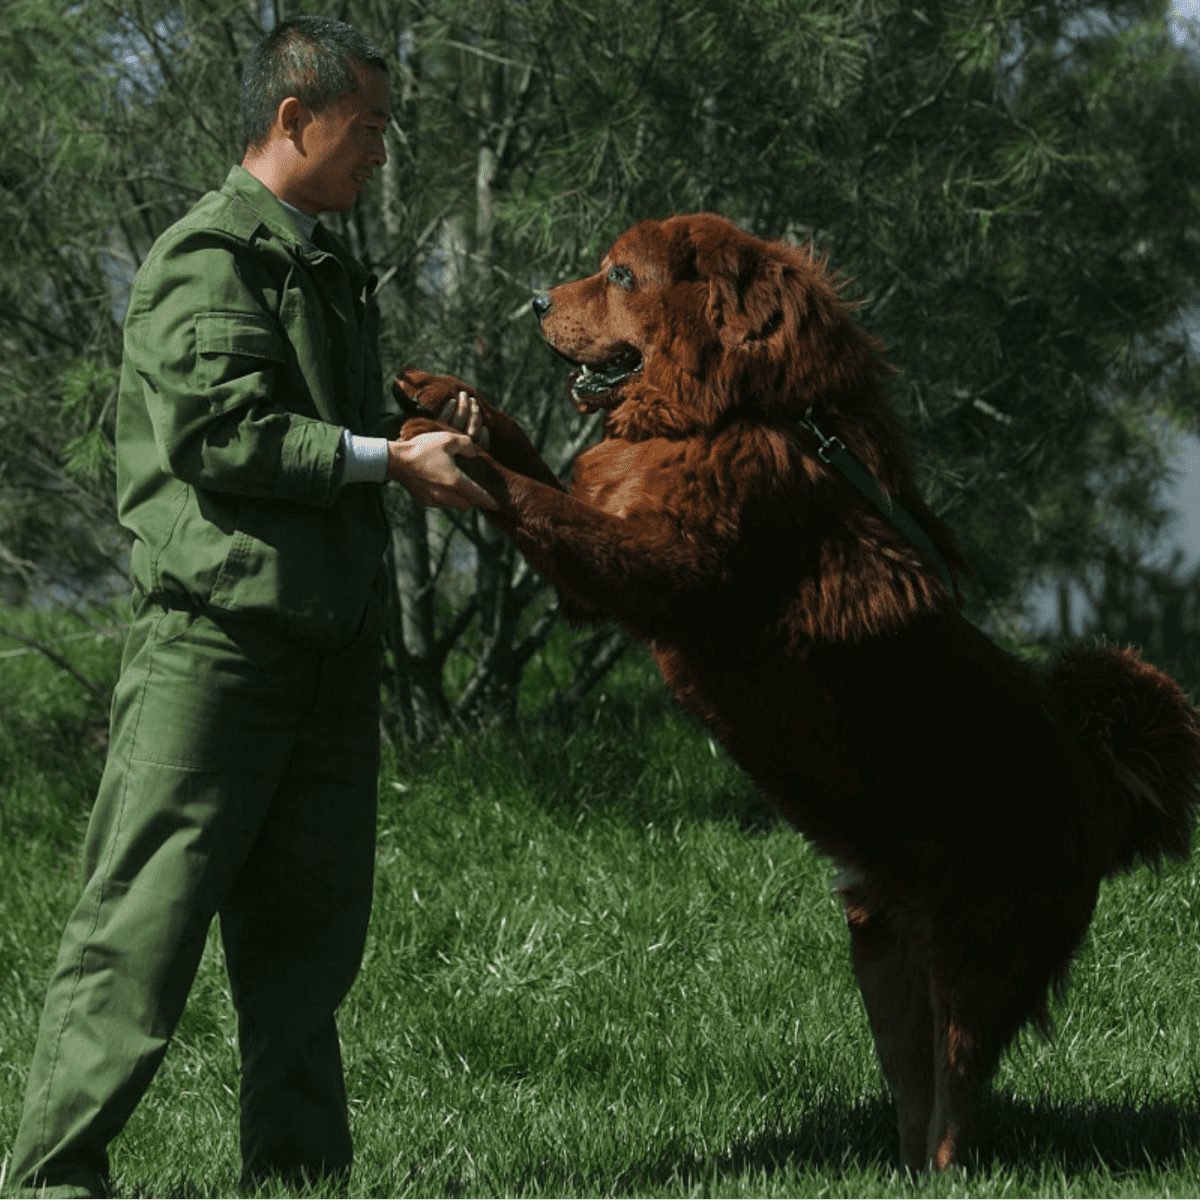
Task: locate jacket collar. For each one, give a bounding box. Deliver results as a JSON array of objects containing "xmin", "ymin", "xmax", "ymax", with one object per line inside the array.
[
  {"xmin": 219, "ymin": 165, "xmax": 370, "ymax": 289},
  {"xmin": 221, "ymin": 165, "xmax": 310, "ymax": 250}
]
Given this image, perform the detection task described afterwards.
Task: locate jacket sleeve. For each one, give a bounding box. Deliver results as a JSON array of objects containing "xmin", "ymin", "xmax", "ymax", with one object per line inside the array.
[{"xmin": 123, "ymin": 226, "xmax": 345, "ymax": 507}]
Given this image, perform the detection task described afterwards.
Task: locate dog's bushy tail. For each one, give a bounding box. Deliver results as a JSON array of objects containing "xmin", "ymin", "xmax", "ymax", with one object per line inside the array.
[{"xmin": 1050, "ymin": 644, "xmax": 1200, "ymax": 873}]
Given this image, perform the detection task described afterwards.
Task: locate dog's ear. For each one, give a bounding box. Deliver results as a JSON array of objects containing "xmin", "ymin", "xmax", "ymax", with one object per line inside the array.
[{"xmin": 704, "ymin": 246, "xmax": 786, "ymax": 347}]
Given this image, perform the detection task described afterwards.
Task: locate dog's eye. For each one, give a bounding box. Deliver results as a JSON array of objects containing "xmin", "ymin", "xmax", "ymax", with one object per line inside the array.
[{"xmin": 606, "ymin": 265, "xmax": 634, "ymax": 291}]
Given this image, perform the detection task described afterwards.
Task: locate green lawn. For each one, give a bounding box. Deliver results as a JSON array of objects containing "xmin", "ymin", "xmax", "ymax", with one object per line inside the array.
[{"xmin": 1, "ymin": 609, "xmax": 1198, "ymax": 1198}]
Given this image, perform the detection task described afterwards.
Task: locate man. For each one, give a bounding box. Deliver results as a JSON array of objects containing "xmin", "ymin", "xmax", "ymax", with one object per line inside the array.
[{"xmin": 8, "ymin": 16, "xmax": 493, "ymax": 1197}]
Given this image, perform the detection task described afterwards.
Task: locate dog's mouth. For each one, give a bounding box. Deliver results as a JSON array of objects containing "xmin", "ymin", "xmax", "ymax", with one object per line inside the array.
[{"xmin": 566, "ymin": 350, "xmax": 643, "ymax": 413}]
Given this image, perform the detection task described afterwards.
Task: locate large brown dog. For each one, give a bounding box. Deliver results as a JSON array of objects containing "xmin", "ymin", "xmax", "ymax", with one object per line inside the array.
[{"xmin": 395, "ymin": 213, "xmax": 1200, "ymax": 1171}]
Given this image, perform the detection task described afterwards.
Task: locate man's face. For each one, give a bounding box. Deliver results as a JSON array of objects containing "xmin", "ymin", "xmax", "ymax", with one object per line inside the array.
[{"xmin": 289, "ymin": 62, "xmax": 390, "ymax": 215}]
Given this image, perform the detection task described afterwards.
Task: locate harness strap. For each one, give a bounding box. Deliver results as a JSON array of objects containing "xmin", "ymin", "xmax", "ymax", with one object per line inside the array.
[{"xmin": 798, "ymin": 408, "xmax": 957, "ymax": 599}]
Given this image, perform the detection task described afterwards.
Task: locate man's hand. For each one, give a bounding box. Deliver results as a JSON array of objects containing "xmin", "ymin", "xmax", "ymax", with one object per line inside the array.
[
  {"xmin": 435, "ymin": 389, "xmax": 489, "ymax": 450},
  {"xmin": 387, "ymin": 429, "xmax": 498, "ymax": 511}
]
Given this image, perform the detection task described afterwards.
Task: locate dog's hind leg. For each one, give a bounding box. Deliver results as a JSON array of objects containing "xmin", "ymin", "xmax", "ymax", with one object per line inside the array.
[
  {"xmin": 926, "ymin": 995, "xmax": 980, "ymax": 1169},
  {"xmin": 926, "ymin": 875, "xmax": 1100, "ymax": 1169},
  {"xmin": 835, "ymin": 868, "xmax": 934, "ymax": 1173},
  {"xmin": 926, "ymin": 958, "xmax": 1025, "ymax": 1169}
]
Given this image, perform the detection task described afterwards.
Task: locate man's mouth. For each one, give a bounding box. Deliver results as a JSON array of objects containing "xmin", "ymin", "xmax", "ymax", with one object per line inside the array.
[{"xmin": 567, "ymin": 350, "xmax": 643, "ymax": 413}]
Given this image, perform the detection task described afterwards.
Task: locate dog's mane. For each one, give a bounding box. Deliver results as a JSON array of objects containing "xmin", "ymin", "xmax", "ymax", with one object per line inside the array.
[
  {"xmin": 603, "ymin": 213, "xmax": 969, "ymax": 629},
  {"xmin": 607, "ymin": 217, "xmax": 909, "ymax": 478}
]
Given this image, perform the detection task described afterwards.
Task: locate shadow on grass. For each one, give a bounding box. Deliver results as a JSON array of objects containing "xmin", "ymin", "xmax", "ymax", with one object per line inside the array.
[
  {"xmin": 977, "ymin": 1089, "xmax": 1200, "ymax": 1173},
  {"xmin": 591, "ymin": 1090, "xmax": 1200, "ymax": 1195},
  {"xmin": 625, "ymin": 1094, "xmax": 898, "ymax": 1189}
]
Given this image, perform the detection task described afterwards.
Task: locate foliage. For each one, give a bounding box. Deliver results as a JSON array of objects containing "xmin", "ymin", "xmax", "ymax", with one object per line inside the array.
[{"xmin": 2, "ymin": 0, "xmax": 1199, "ymax": 733}]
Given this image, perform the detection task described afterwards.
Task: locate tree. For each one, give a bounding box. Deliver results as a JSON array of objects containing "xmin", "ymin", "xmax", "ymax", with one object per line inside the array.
[{"xmin": 2, "ymin": 0, "xmax": 1198, "ymax": 736}]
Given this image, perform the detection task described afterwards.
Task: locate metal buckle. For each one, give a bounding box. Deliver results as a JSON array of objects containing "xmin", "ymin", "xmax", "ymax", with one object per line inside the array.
[{"xmin": 800, "ymin": 407, "xmax": 846, "ymax": 463}]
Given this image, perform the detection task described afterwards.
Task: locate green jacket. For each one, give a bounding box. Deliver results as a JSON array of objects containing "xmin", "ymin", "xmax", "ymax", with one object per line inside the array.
[{"xmin": 116, "ymin": 165, "xmax": 390, "ymax": 649}]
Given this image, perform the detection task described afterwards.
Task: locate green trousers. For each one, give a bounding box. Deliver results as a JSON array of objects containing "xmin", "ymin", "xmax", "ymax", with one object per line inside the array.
[{"xmin": 10, "ymin": 603, "xmax": 381, "ymax": 1197}]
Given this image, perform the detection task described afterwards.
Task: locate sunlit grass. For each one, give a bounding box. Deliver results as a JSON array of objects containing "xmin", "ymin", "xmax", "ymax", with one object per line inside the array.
[{"xmin": 1, "ymin": 615, "xmax": 1198, "ymax": 1198}]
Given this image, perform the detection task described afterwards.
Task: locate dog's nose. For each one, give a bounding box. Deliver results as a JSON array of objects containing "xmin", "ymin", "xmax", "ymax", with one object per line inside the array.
[{"xmin": 531, "ymin": 293, "xmax": 552, "ymax": 321}]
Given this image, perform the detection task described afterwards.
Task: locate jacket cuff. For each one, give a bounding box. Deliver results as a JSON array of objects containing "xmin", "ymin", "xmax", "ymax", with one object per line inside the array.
[{"xmin": 276, "ymin": 418, "xmax": 345, "ymax": 507}]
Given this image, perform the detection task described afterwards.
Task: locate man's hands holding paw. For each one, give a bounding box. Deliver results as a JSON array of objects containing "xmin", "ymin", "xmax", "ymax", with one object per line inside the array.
[{"xmin": 385, "ymin": 377, "xmax": 496, "ymax": 511}]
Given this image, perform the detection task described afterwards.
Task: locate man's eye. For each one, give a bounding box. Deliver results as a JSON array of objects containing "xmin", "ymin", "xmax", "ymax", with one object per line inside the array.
[{"xmin": 607, "ymin": 265, "xmax": 634, "ymax": 291}]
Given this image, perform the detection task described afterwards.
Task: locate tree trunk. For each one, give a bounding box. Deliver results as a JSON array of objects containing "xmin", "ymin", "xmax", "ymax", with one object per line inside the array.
[{"xmin": 389, "ymin": 499, "xmax": 452, "ymax": 740}]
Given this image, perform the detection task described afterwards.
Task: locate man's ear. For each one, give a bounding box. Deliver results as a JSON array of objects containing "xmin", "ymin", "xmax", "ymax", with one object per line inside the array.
[{"xmin": 277, "ymin": 96, "xmax": 310, "ymax": 146}]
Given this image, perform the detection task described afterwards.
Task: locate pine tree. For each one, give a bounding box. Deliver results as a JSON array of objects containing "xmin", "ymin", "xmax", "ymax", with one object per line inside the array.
[{"xmin": 2, "ymin": 0, "xmax": 1198, "ymax": 732}]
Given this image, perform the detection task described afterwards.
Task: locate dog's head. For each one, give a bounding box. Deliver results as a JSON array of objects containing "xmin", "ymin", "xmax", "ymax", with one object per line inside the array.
[{"xmin": 535, "ymin": 213, "xmax": 892, "ymax": 442}]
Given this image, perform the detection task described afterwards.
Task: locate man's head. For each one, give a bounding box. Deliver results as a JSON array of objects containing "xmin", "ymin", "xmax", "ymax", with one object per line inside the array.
[{"xmin": 241, "ymin": 16, "xmax": 390, "ymax": 216}]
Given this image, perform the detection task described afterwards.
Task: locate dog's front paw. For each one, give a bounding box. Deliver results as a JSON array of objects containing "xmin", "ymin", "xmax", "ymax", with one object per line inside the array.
[
  {"xmin": 392, "ymin": 369, "xmax": 481, "ymax": 416},
  {"xmin": 395, "ymin": 415, "xmax": 448, "ymax": 441}
]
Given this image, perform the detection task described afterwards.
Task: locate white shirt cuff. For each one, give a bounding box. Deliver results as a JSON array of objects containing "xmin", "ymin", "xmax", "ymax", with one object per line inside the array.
[{"xmin": 340, "ymin": 430, "xmax": 390, "ymax": 484}]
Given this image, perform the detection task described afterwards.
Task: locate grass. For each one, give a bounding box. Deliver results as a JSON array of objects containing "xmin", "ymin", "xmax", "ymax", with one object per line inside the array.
[{"xmin": 1, "ymin": 606, "xmax": 1199, "ymax": 1197}]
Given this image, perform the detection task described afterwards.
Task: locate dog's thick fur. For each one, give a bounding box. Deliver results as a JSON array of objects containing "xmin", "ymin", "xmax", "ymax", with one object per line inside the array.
[{"xmin": 396, "ymin": 213, "xmax": 1200, "ymax": 1171}]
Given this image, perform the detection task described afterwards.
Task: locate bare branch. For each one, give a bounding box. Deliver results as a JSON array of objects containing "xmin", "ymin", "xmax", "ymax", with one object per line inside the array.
[{"xmin": 0, "ymin": 622, "xmax": 110, "ymax": 707}]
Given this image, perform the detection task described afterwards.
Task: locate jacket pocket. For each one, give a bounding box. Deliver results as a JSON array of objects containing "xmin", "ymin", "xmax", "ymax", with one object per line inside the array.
[
  {"xmin": 194, "ymin": 310, "xmax": 286, "ymax": 359},
  {"xmin": 193, "ymin": 311, "xmax": 287, "ymax": 404}
]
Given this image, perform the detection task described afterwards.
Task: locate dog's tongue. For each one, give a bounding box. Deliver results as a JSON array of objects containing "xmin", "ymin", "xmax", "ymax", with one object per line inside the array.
[{"xmin": 572, "ymin": 396, "xmax": 601, "ymax": 414}]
